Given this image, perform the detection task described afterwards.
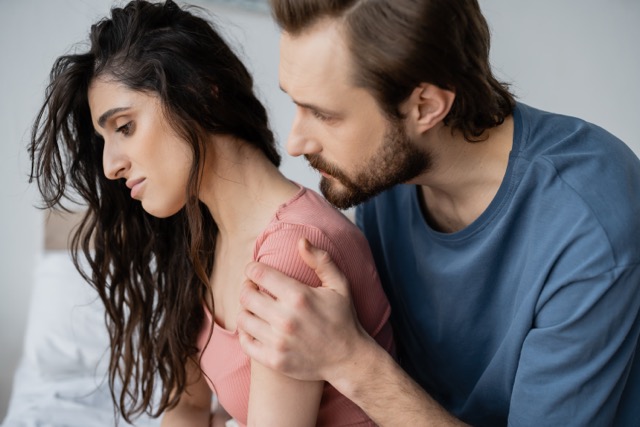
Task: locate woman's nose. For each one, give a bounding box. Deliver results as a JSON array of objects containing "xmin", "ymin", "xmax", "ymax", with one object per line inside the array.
[{"xmin": 102, "ymin": 139, "xmax": 129, "ymax": 180}]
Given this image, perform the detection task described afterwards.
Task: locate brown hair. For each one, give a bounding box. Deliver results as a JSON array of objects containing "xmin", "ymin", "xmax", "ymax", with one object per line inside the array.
[
  {"xmin": 29, "ymin": 0, "xmax": 278, "ymax": 422},
  {"xmin": 270, "ymin": 0, "xmax": 515, "ymax": 141}
]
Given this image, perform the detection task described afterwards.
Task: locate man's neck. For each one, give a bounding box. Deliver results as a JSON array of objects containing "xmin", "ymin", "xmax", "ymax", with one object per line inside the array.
[{"xmin": 412, "ymin": 116, "xmax": 514, "ymax": 233}]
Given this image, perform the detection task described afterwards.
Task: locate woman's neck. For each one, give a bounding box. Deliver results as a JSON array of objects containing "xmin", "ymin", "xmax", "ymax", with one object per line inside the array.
[{"xmin": 199, "ymin": 135, "xmax": 299, "ymax": 242}]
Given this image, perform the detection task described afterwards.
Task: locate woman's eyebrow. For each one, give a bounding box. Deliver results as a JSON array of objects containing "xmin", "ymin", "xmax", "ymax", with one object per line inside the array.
[{"xmin": 97, "ymin": 107, "xmax": 131, "ymax": 128}]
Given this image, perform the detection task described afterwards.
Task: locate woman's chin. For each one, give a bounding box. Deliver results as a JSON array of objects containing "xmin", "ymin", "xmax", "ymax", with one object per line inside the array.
[{"xmin": 141, "ymin": 202, "xmax": 183, "ymax": 219}]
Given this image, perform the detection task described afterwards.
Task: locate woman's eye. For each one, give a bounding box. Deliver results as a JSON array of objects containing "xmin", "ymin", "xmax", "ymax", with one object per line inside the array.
[{"xmin": 116, "ymin": 122, "xmax": 133, "ymax": 136}]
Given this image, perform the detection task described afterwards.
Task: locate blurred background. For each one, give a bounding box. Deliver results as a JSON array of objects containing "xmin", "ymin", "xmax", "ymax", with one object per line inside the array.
[{"xmin": 1, "ymin": 0, "xmax": 639, "ymax": 419}]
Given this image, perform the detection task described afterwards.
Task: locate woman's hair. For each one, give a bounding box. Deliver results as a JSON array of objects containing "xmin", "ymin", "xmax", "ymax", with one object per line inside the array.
[
  {"xmin": 29, "ymin": 0, "xmax": 279, "ymax": 421},
  {"xmin": 270, "ymin": 0, "xmax": 515, "ymax": 141}
]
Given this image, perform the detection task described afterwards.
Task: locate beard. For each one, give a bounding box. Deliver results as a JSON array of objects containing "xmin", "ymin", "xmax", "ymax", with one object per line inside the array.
[{"xmin": 306, "ymin": 118, "xmax": 431, "ymax": 209}]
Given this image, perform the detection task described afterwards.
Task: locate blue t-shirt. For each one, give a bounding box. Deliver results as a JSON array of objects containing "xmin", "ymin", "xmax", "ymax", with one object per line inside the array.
[{"xmin": 356, "ymin": 103, "xmax": 640, "ymax": 426}]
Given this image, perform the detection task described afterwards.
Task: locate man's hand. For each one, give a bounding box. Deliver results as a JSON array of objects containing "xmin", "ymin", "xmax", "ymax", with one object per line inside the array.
[
  {"xmin": 237, "ymin": 237, "xmax": 366, "ymax": 383},
  {"xmin": 237, "ymin": 238, "xmax": 466, "ymax": 426}
]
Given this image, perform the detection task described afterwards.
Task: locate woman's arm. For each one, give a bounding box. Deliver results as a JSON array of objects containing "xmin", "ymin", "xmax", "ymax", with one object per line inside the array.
[
  {"xmin": 161, "ymin": 358, "xmax": 215, "ymax": 427},
  {"xmin": 238, "ymin": 239, "xmax": 468, "ymax": 427},
  {"xmin": 245, "ymin": 230, "xmax": 328, "ymax": 426},
  {"xmin": 247, "ymin": 360, "xmax": 323, "ymax": 427}
]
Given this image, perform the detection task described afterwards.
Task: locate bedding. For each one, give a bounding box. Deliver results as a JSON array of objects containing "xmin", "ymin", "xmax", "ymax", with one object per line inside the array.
[{"xmin": 1, "ymin": 250, "xmax": 161, "ymax": 427}]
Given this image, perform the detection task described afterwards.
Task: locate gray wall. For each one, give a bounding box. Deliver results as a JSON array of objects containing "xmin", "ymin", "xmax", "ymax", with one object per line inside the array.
[{"xmin": 1, "ymin": 0, "xmax": 639, "ymax": 419}]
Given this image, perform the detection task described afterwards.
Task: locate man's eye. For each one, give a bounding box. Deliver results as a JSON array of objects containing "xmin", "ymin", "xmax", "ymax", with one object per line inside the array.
[
  {"xmin": 312, "ymin": 110, "xmax": 330, "ymax": 121},
  {"xmin": 116, "ymin": 122, "xmax": 133, "ymax": 136}
]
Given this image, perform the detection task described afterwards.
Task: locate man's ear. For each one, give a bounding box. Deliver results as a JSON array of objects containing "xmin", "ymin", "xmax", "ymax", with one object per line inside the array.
[{"xmin": 405, "ymin": 83, "xmax": 455, "ymax": 134}]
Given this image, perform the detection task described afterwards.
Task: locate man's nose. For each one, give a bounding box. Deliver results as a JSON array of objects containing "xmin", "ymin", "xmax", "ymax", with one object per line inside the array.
[{"xmin": 286, "ymin": 109, "xmax": 322, "ymax": 157}]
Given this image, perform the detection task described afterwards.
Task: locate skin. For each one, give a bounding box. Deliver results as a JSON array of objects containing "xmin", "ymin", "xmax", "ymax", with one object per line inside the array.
[
  {"xmin": 279, "ymin": 25, "xmax": 430, "ymax": 211},
  {"xmin": 88, "ymin": 77, "xmax": 325, "ymax": 427},
  {"xmin": 236, "ymin": 18, "xmax": 514, "ymax": 426},
  {"xmin": 91, "ymin": 79, "xmax": 193, "ymax": 218}
]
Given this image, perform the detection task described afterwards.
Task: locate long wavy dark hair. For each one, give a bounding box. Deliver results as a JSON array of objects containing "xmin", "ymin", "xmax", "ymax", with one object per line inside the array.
[
  {"xmin": 271, "ymin": 0, "xmax": 515, "ymax": 142},
  {"xmin": 28, "ymin": 0, "xmax": 279, "ymax": 422}
]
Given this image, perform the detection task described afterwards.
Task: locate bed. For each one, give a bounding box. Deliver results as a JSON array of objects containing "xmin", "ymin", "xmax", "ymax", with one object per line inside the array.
[{"xmin": 2, "ymin": 211, "xmax": 162, "ymax": 427}]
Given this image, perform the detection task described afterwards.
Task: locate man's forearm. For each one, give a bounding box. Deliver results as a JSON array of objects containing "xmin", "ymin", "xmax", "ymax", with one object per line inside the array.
[{"xmin": 329, "ymin": 337, "xmax": 469, "ymax": 427}]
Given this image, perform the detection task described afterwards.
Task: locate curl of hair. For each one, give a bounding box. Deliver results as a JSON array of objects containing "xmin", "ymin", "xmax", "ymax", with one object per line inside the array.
[
  {"xmin": 29, "ymin": 0, "xmax": 279, "ymax": 422},
  {"xmin": 270, "ymin": 0, "xmax": 515, "ymax": 141}
]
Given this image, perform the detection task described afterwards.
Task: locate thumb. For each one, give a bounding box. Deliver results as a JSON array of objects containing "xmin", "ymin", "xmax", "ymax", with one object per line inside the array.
[{"xmin": 297, "ymin": 237, "xmax": 350, "ymax": 295}]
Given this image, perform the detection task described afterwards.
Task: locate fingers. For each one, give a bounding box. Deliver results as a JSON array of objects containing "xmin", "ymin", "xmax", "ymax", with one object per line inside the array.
[
  {"xmin": 237, "ymin": 292, "xmax": 273, "ymax": 368},
  {"xmin": 238, "ymin": 279, "xmax": 279, "ymax": 330},
  {"xmin": 244, "ymin": 261, "xmax": 305, "ymax": 298},
  {"xmin": 237, "ymin": 279, "xmax": 291, "ymax": 349},
  {"xmin": 237, "ymin": 308, "xmax": 270, "ymax": 342},
  {"xmin": 237, "ymin": 311, "xmax": 285, "ymax": 371},
  {"xmin": 238, "ymin": 326, "xmax": 265, "ymax": 361},
  {"xmin": 297, "ymin": 238, "xmax": 349, "ymax": 294}
]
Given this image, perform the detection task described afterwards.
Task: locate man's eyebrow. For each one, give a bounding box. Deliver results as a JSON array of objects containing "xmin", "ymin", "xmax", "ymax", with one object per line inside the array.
[
  {"xmin": 97, "ymin": 107, "xmax": 131, "ymax": 128},
  {"xmin": 278, "ymin": 86, "xmax": 339, "ymax": 116},
  {"xmin": 295, "ymin": 101, "xmax": 339, "ymax": 116}
]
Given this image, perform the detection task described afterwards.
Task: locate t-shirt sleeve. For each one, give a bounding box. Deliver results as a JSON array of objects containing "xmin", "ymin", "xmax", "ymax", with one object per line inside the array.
[
  {"xmin": 508, "ymin": 263, "xmax": 640, "ymax": 426},
  {"xmin": 254, "ymin": 223, "xmax": 339, "ymax": 290},
  {"xmin": 254, "ymin": 220, "xmax": 394, "ymax": 354}
]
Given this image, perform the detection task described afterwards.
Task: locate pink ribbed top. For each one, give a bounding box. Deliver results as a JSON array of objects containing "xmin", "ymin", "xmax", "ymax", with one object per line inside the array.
[{"xmin": 197, "ymin": 185, "xmax": 394, "ymax": 426}]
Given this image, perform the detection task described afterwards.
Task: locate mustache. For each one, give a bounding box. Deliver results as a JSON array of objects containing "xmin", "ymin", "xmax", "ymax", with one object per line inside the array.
[{"xmin": 304, "ymin": 154, "xmax": 344, "ymax": 179}]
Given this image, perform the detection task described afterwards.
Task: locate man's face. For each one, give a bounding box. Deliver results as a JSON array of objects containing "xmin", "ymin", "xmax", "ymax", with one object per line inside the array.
[{"xmin": 279, "ymin": 19, "xmax": 430, "ymax": 209}]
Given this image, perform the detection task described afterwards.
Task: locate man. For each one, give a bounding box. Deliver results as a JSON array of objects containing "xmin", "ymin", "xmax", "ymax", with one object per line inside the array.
[{"xmin": 236, "ymin": 0, "xmax": 640, "ymax": 425}]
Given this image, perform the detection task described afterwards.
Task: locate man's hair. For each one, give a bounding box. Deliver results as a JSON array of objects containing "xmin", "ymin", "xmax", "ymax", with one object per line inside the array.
[
  {"xmin": 271, "ymin": 0, "xmax": 515, "ymax": 141},
  {"xmin": 29, "ymin": 0, "xmax": 278, "ymax": 421}
]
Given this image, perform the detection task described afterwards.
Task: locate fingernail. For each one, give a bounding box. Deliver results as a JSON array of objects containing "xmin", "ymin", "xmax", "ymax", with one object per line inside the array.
[
  {"xmin": 300, "ymin": 237, "xmax": 310, "ymax": 249},
  {"xmin": 245, "ymin": 262, "xmax": 256, "ymax": 278}
]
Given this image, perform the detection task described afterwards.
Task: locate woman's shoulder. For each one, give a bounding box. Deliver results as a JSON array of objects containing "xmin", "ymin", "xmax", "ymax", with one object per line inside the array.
[
  {"xmin": 255, "ymin": 184, "xmax": 375, "ymax": 280},
  {"xmin": 272, "ymin": 184, "xmax": 361, "ymax": 238}
]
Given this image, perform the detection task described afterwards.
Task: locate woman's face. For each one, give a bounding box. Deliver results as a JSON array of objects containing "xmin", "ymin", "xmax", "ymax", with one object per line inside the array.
[{"xmin": 88, "ymin": 78, "xmax": 193, "ymax": 218}]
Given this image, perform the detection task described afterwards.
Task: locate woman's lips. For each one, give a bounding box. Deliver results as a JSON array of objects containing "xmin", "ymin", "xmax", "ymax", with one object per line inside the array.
[{"xmin": 126, "ymin": 178, "xmax": 146, "ymax": 198}]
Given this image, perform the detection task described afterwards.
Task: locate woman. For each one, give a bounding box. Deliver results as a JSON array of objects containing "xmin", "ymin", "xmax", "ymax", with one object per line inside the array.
[{"xmin": 28, "ymin": 1, "xmax": 393, "ymax": 426}]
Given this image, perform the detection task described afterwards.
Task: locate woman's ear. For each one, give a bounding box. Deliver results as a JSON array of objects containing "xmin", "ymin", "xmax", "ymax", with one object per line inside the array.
[{"xmin": 405, "ymin": 83, "xmax": 455, "ymax": 135}]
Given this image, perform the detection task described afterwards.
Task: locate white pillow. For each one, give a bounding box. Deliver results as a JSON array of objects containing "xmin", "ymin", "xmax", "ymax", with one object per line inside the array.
[
  {"xmin": 22, "ymin": 251, "xmax": 109, "ymax": 377},
  {"xmin": 3, "ymin": 251, "xmax": 161, "ymax": 427}
]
